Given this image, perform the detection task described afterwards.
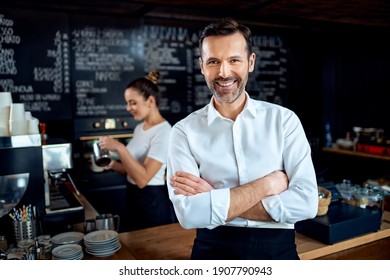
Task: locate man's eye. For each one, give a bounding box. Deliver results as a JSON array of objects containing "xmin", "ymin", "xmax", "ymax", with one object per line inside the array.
[{"xmin": 207, "ymin": 60, "xmax": 218, "ymax": 65}]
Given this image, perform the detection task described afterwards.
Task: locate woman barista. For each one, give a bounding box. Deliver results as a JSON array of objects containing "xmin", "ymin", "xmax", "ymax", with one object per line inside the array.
[{"xmin": 99, "ymin": 70, "xmax": 175, "ymax": 231}]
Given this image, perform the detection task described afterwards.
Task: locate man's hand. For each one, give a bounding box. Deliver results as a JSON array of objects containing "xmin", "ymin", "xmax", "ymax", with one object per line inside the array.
[{"xmin": 170, "ymin": 171, "xmax": 213, "ymax": 196}]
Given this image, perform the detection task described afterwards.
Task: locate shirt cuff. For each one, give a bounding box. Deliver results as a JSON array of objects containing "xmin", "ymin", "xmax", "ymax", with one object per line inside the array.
[
  {"xmin": 210, "ymin": 188, "xmax": 230, "ymax": 225},
  {"xmin": 262, "ymin": 195, "xmax": 282, "ymax": 222}
]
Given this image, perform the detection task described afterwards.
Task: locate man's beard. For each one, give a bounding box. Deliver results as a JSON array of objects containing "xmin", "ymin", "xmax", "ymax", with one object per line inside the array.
[{"xmin": 207, "ymin": 74, "xmax": 248, "ymax": 104}]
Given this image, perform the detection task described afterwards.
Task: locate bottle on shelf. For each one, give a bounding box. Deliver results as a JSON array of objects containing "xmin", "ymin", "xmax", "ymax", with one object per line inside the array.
[
  {"xmin": 39, "ymin": 122, "xmax": 48, "ymax": 145},
  {"xmin": 324, "ymin": 121, "xmax": 333, "ymax": 147},
  {"xmin": 352, "ymin": 126, "xmax": 362, "ymax": 151}
]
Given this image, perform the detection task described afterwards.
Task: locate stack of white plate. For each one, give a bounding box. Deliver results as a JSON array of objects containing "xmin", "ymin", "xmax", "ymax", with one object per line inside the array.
[
  {"xmin": 51, "ymin": 231, "xmax": 85, "ymax": 248},
  {"xmin": 84, "ymin": 230, "xmax": 121, "ymax": 257},
  {"xmin": 52, "ymin": 244, "xmax": 84, "ymax": 260}
]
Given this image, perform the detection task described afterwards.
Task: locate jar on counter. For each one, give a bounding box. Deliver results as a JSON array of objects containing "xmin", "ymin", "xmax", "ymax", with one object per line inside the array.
[
  {"xmin": 335, "ymin": 179, "xmax": 360, "ymax": 204},
  {"xmin": 37, "ymin": 234, "xmax": 52, "ymax": 260},
  {"xmin": 354, "ymin": 186, "xmax": 384, "ymax": 211}
]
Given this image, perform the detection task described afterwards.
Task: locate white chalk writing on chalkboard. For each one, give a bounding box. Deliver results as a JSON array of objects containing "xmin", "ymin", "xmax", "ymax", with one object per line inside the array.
[
  {"xmin": 0, "ymin": 14, "xmax": 20, "ymax": 75},
  {"xmin": 248, "ymin": 35, "xmax": 288, "ymax": 105},
  {"xmin": 71, "ymin": 24, "xmax": 142, "ymax": 116},
  {"xmin": 0, "ymin": 11, "xmax": 72, "ymax": 115},
  {"xmin": 143, "ymin": 25, "xmax": 197, "ymax": 114}
]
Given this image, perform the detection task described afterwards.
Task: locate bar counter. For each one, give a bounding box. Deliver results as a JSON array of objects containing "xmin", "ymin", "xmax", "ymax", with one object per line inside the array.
[
  {"xmin": 72, "ymin": 182, "xmax": 390, "ymax": 260},
  {"xmin": 86, "ymin": 219, "xmax": 390, "ymax": 260},
  {"xmin": 83, "ymin": 213, "xmax": 390, "ymax": 260}
]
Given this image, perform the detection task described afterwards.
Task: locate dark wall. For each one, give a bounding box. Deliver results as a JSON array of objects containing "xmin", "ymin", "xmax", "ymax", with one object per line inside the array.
[{"xmin": 322, "ymin": 30, "xmax": 390, "ymax": 139}]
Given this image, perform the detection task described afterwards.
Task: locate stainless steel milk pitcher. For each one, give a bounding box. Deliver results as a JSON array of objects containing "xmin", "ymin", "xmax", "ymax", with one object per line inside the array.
[{"xmin": 95, "ymin": 213, "xmax": 120, "ymax": 232}]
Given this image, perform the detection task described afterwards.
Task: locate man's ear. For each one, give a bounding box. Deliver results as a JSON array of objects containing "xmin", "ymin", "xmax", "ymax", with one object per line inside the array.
[
  {"xmin": 199, "ymin": 57, "xmax": 205, "ymax": 75},
  {"xmin": 249, "ymin": 52, "xmax": 256, "ymax": 72}
]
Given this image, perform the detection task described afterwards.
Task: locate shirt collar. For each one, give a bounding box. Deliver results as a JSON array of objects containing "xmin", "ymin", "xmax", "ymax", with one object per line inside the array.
[{"xmin": 207, "ymin": 92, "xmax": 257, "ymax": 125}]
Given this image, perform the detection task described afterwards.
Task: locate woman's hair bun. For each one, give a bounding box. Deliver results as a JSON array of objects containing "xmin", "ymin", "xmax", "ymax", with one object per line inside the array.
[{"xmin": 146, "ymin": 70, "xmax": 160, "ymax": 84}]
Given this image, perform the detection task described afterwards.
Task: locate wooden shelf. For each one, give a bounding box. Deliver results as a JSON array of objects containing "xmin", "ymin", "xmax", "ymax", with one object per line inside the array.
[{"xmin": 323, "ymin": 147, "xmax": 390, "ymax": 161}]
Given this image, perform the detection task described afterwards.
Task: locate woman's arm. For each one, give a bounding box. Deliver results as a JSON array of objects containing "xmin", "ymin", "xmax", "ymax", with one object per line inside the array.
[{"xmin": 99, "ymin": 136, "xmax": 163, "ymax": 188}]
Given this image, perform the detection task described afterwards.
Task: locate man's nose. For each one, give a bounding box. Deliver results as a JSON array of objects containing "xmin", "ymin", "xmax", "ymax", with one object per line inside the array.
[{"xmin": 219, "ymin": 61, "xmax": 232, "ymax": 78}]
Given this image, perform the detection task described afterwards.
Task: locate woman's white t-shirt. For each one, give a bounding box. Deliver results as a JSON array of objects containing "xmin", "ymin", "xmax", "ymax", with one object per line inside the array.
[{"xmin": 126, "ymin": 120, "xmax": 172, "ymax": 186}]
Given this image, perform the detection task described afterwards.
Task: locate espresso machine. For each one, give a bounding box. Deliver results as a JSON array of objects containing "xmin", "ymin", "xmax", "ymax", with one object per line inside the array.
[
  {"xmin": 0, "ymin": 134, "xmax": 45, "ymax": 244},
  {"xmin": 0, "ymin": 135, "xmax": 85, "ymax": 244},
  {"xmin": 40, "ymin": 139, "xmax": 84, "ymax": 235}
]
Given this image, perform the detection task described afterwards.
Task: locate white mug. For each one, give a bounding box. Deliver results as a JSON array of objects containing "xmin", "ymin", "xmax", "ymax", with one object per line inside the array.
[
  {"xmin": 0, "ymin": 92, "xmax": 12, "ymax": 107},
  {"xmin": 9, "ymin": 119, "xmax": 26, "ymax": 136},
  {"xmin": 27, "ymin": 118, "xmax": 39, "ymax": 134},
  {"xmin": 0, "ymin": 126, "xmax": 7, "ymax": 137},
  {"xmin": 9, "ymin": 103, "xmax": 26, "ymax": 121},
  {"xmin": 0, "ymin": 106, "xmax": 10, "ymax": 136}
]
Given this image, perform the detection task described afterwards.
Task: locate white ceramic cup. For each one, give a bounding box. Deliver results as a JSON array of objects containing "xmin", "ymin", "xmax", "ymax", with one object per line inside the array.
[
  {"xmin": 0, "ymin": 126, "xmax": 7, "ymax": 136},
  {"xmin": 0, "ymin": 92, "xmax": 12, "ymax": 107},
  {"xmin": 9, "ymin": 103, "xmax": 26, "ymax": 121},
  {"xmin": 25, "ymin": 111, "xmax": 32, "ymax": 120},
  {"xmin": 27, "ymin": 118, "xmax": 39, "ymax": 134},
  {"xmin": 9, "ymin": 119, "xmax": 27, "ymax": 135},
  {"xmin": 0, "ymin": 106, "xmax": 10, "ymax": 122},
  {"xmin": 0, "ymin": 106, "xmax": 10, "ymax": 135},
  {"xmin": 0, "ymin": 106, "xmax": 10, "ymax": 136}
]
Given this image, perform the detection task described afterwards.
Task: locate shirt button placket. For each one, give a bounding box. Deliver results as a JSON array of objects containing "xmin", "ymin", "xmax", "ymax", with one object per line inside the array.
[{"xmin": 232, "ymin": 121, "xmax": 248, "ymax": 185}]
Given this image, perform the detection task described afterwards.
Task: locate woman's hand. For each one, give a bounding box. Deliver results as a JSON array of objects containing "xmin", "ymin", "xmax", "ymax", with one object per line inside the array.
[
  {"xmin": 98, "ymin": 136, "xmax": 122, "ymax": 152},
  {"xmin": 102, "ymin": 159, "xmax": 115, "ymax": 170},
  {"xmin": 170, "ymin": 171, "xmax": 213, "ymax": 196}
]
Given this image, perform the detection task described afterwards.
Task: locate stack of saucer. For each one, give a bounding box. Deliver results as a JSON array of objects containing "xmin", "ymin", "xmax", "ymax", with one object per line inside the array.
[
  {"xmin": 84, "ymin": 230, "xmax": 121, "ymax": 257},
  {"xmin": 52, "ymin": 244, "xmax": 84, "ymax": 260},
  {"xmin": 51, "ymin": 231, "xmax": 84, "ymax": 248}
]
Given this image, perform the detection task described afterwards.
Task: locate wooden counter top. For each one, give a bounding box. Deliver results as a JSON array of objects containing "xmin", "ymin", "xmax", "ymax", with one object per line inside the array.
[
  {"xmin": 119, "ymin": 223, "xmax": 194, "ymax": 260},
  {"xmin": 113, "ymin": 211, "xmax": 390, "ymax": 260},
  {"xmin": 81, "ymin": 209, "xmax": 390, "ymax": 260}
]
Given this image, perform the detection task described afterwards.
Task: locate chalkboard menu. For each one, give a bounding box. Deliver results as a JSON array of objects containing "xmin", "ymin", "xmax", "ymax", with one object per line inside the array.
[
  {"xmin": 0, "ymin": 9, "xmax": 72, "ymax": 120},
  {"xmin": 70, "ymin": 14, "xmax": 143, "ymax": 117},
  {"xmin": 143, "ymin": 25, "xmax": 190, "ymax": 114},
  {"xmin": 1, "ymin": 8, "xmax": 289, "ymax": 122},
  {"xmin": 248, "ymin": 35, "xmax": 288, "ymax": 105}
]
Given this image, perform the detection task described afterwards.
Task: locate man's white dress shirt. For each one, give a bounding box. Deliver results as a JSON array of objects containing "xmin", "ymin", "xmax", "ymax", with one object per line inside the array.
[{"xmin": 167, "ymin": 94, "xmax": 318, "ymax": 229}]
